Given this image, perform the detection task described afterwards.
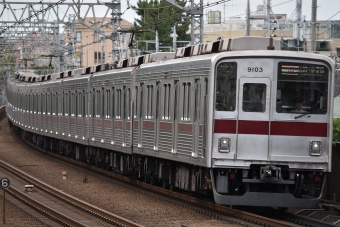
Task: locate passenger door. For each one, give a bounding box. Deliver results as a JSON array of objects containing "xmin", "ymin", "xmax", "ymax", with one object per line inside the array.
[{"xmin": 236, "ymin": 77, "xmax": 271, "ymax": 160}]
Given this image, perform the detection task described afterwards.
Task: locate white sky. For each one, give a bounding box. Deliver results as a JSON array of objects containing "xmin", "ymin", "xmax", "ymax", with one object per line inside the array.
[{"xmin": 117, "ymin": 0, "xmax": 340, "ymax": 24}]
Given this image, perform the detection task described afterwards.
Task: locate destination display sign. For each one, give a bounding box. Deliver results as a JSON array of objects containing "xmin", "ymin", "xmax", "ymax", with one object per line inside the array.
[
  {"xmin": 278, "ymin": 62, "xmax": 328, "ymax": 81},
  {"xmin": 280, "ymin": 64, "xmax": 326, "ymax": 76}
]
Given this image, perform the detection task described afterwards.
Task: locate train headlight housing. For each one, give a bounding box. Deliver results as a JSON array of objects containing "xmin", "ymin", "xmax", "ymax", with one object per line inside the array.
[
  {"xmin": 219, "ymin": 137, "xmax": 230, "ymax": 152},
  {"xmin": 310, "ymin": 140, "xmax": 322, "ymax": 156}
]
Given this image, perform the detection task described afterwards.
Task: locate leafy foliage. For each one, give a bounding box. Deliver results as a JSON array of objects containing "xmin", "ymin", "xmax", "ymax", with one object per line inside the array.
[
  {"xmin": 333, "ymin": 118, "xmax": 340, "ymax": 142},
  {"xmin": 0, "ymin": 41, "xmax": 16, "ymax": 75},
  {"xmin": 132, "ymin": 0, "xmax": 190, "ymax": 51}
]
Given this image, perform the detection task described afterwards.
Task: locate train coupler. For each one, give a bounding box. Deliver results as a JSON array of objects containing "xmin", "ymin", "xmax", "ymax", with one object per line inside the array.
[{"xmin": 260, "ymin": 165, "xmax": 282, "ymax": 181}]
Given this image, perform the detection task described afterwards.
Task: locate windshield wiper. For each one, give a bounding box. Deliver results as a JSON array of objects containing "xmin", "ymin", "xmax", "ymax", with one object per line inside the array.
[{"xmin": 295, "ymin": 113, "xmax": 310, "ymax": 119}]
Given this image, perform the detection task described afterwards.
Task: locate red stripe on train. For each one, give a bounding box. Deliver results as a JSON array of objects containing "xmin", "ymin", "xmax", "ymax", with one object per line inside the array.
[
  {"xmin": 160, "ymin": 122, "xmax": 172, "ymax": 131},
  {"xmin": 214, "ymin": 119, "xmax": 237, "ymax": 134},
  {"xmin": 144, "ymin": 121, "xmax": 154, "ymax": 129},
  {"xmin": 239, "ymin": 120, "xmax": 269, "ymax": 134},
  {"xmin": 214, "ymin": 119, "xmax": 328, "ymax": 137},
  {"xmin": 270, "ymin": 121, "xmax": 327, "ymax": 137},
  {"xmin": 178, "ymin": 123, "xmax": 192, "ymax": 133}
]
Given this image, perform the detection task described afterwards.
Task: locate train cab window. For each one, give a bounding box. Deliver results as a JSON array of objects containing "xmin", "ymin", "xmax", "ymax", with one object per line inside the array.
[
  {"xmin": 215, "ymin": 62, "xmax": 237, "ymax": 111},
  {"xmin": 242, "ymin": 83, "xmax": 266, "ymax": 112},
  {"xmin": 276, "ymin": 62, "xmax": 328, "ymax": 114}
]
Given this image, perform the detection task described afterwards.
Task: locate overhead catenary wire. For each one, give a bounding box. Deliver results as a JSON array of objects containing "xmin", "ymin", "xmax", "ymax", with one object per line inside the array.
[{"xmin": 0, "ymin": 0, "xmax": 66, "ymax": 35}]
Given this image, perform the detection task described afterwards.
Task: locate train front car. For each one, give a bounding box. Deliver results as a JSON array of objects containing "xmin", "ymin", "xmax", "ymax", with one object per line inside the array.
[{"xmin": 210, "ymin": 50, "xmax": 334, "ymax": 208}]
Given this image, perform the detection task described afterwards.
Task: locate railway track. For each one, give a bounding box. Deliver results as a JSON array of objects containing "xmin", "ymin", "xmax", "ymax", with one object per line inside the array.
[
  {"xmin": 0, "ymin": 160, "xmax": 142, "ymax": 227},
  {"xmin": 1, "ymin": 108, "xmax": 337, "ymax": 227},
  {"xmin": 18, "ymin": 136, "xmax": 300, "ymax": 227}
]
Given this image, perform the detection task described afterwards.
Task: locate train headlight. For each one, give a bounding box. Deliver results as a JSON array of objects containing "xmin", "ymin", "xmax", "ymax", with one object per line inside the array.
[
  {"xmin": 310, "ymin": 140, "xmax": 322, "ymax": 156},
  {"xmin": 219, "ymin": 138, "xmax": 230, "ymax": 152}
]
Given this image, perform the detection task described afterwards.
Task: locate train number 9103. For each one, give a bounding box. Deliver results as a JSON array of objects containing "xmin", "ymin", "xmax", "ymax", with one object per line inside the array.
[{"xmin": 248, "ymin": 67, "xmax": 263, "ymax": 72}]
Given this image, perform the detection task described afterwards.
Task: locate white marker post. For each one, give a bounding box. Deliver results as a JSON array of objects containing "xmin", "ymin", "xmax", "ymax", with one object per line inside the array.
[{"xmin": 1, "ymin": 178, "xmax": 10, "ymax": 224}]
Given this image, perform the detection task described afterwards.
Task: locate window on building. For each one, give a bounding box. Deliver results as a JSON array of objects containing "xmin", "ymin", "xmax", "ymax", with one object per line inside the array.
[
  {"xmin": 76, "ymin": 52, "xmax": 81, "ymax": 63},
  {"xmin": 94, "ymin": 52, "xmax": 105, "ymax": 64},
  {"xmin": 76, "ymin": 32, "xmax": 82, "ymax": 42}
]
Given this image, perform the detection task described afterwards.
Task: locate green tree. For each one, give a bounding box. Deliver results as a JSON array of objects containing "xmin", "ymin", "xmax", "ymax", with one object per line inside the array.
[
  {"xmin": 0, "ymin": 40, "xmax": 16, "ymax": 75},
  {"xmin": 333, "ymin": 118, "xmax": 340, "ymax": 142},
  {"xmin": 132, "ymin": 0, "xmax": 190, "ymax": 52}
]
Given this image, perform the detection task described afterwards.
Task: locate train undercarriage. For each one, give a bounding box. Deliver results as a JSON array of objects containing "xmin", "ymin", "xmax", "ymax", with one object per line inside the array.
[{"xmin": 11, "ymin": 121, "xmax": 325, "ymax": 208}]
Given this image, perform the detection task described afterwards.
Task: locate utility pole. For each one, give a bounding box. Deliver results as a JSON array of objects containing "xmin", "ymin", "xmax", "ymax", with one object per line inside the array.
[
  {"xmin": 266, "ymin": 0, "xmax": 271, "ymax": 37},
  {"xmin": 173, "ymin": 25, "xmax": 177, "ymax": 51},
  {"xmin": 155, "ymin": 31, "xmax": 159, "ymax": 52},
  {"xmin": 166, "ymin": 0, "xmax": 203, "ymax": 45},
  {"xmin": 105, "ymin": 0, "xmax": 123, "ymax": 62},
  {"xmin": 293, "ymin": 0, "xmax": 302, "ymax": 51},
  {"xmin": 311, "ymin": 0, "xmax": 317, "ymax": 52},
  {"xmin": 303, "ymin": 16, "xmax": 307, "ymax": 52},
  {"xmin": 246, "ymin": 0, "xmax": 250, "ymax": 36}
]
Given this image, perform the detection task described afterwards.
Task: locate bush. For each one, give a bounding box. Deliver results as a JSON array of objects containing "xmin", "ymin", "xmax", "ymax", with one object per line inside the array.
[{"xmin": 333, "ymin": 118, "xmax": 340, "ymax": 142}]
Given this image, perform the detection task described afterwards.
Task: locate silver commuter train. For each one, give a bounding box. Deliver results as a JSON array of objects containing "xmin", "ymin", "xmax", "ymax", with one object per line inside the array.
[{"xmin": 6, "ymin": 36, "xmax": 334, "ymax": 208}]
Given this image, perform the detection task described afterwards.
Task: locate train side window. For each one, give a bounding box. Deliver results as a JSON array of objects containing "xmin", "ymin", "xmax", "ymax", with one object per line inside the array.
[
  {"xmin": 133, "ymin": 86, "xmax": 138, "ymax": 119},
  {"xmin": 34, "ymin": 94, "xmax": 37, "ymax": 113},
  {"xmin": 82, "ymin": 91, "xmax": 86, "ymax": 117},
  {"xmin": 181, "ymin": 82, "xmax": 191, "ymax": 121},
  {"xmin": 30, "ymin": 94, "xmax": 33, "ymax": 113},
  {"xmin": 95, "ymin": 90, "xmax": 100, "ymax": 118},
  {"xmin": 47, "ymin": 93, "xmax": 52, "ymax": 115},
  {"xmin": 68, "ymin": 92, "xmax": 72, "ymax": 116},
  {"xmin": 65, "ymin": 92, "xmax": 70, "ymax": 116},
  {"xmin": 105, "ymin": 89, "xmax": 110, "ymax": 118},
  {"xmin": 77, "ymin": 92, "xmax": 82, "ymax": 117},
  {"xmin": 242, "ymin": 83, "xmax": 266, "ymax": 112},
  {"xmin": 101, "ymin": 88, "xmax": 105, "ymax": 118},
  {"xmin": 215, "ymin": 62, "xmax": 237, "ymax": 111},
  {"xmin": 116, "ymin": 88, "xmax": 121, "ymax": 119},
  {"xmin": 38, "ymin": 95, "xmax": 41, "ymax": 114},
  {"xmin": 127, "ymin": 87, "xmax": 131, "ymax": 120},
  {"xmin": 139, "ymin": 83, "xmax": 144, "ymax": 119},
  {"xmin": 163, "ymin": 84, "xmax": 171, "ymax": 120},
  {"xmin": 146, "ymin": 85, "xmax": 153, "ymax": 119},
  {"xmin": 75, "ymin": 92, "xmax": 78, "ymax": 117},
  {"xmin": 42, "ymin": 93, "xmax": 46, "ymax": 114},
  {"xmin": 85, "ymin": 92, "xmax": 88, "ymax": 117},
  {"xmin": 111, "ymin": 87, "xmax": 115, "ymax": 118},
  {"xmin": 52, "ymin": 94, "xmax": 56, "ymax": 115},
  {"xmin": 92, "ymin": 90, "xmax": 95, "ymax": 118},
  {"xmin": 58, "ymin": 93, "xmax": 63, "ymax": 116},
  {"xmin": 70, "ymin": 92, "xmax": 75, "ymax": 117}
]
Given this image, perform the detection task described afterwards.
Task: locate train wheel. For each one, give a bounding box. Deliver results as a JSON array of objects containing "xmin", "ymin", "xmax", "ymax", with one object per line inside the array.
[{"xmin": 278, "ymin": 207, "xmax": 288, "ymax": 212}]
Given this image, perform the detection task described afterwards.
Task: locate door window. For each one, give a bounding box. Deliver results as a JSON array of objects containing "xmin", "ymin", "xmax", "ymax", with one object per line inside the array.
[{"xmin": 242, "ymin": 83, "xmax": 266, "ymax": 112}]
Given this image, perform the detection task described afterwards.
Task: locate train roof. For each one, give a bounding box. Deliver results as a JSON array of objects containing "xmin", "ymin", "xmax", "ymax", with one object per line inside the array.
[{"xmin": 9, "ymin": 36, "xmax": 333, "ymax": 87}]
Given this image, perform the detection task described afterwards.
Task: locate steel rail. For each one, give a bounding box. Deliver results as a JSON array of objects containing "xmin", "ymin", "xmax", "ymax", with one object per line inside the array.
[
  {"xmin": 6, "ymin": 186, "xmax": 87, "ymax": 227},
  {"xmin": 0, "ymin": 160, "xmax": 143, "ymax": 227},
  {"xmin": 23, "ymin": 141, "xmax": 299, "ymax": 227}
]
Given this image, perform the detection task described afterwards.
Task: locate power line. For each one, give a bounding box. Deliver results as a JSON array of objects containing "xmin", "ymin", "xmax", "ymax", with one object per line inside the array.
[{"xmin": 0, "ymin": 0, "xmax": 66, "ymax": 35}]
